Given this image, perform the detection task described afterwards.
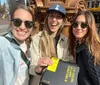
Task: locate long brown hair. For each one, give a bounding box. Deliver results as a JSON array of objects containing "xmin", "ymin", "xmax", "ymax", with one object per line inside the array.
[{"xmin": 68, "ymin": 10, "xmax": 100, "ymax": 64}]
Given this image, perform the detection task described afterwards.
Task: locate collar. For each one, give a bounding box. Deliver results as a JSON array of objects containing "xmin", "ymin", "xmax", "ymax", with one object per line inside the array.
[
  {"xmin": 76, "ymin": 43, "xmax": 87, "ymax": 53},
  {"xmin": 5, "ymin": 31, "xmax": 20, "ymax": 45}
]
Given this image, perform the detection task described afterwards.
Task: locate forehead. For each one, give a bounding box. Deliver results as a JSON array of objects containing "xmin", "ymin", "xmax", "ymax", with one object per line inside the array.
[
  {"xmin": 13, "ymin": 9, "xmax": 32, "ymax": 20},
  {"xmin": 76, "ymin": 15, "xmax": 86, "ymax": 22}
]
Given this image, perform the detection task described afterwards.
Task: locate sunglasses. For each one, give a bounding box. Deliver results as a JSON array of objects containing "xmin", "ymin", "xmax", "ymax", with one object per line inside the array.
[
  {"xmin": 11, "ymin": 18, "xmax": 34, "ymax": 29},
  {"xmin": 48, "ymin": 14, "xmax": 63, "ymax": 19},
  {"xmin": 72, "ymin": 21, "xmax": 88, "ymax": 29}
]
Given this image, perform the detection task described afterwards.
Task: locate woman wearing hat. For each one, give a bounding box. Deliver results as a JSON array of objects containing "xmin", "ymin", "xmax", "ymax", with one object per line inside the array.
[{"xmin": 29, "ymin": 4, "xmax": 74, "ymax": 85}]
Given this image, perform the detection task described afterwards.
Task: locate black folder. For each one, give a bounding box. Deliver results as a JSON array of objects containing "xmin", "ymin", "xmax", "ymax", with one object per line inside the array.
[{"xmin": 40, "ymin": 57, "xmax": 79, "ymax": 85}]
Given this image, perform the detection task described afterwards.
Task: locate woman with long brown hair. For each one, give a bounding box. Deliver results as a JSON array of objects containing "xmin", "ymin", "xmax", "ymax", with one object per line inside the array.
[{"xmin": 68, "ymin": 10, "xmax": 100, "ymax": 85}]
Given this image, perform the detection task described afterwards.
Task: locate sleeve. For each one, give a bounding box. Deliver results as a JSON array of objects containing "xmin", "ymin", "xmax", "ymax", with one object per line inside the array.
[
  {"xmin": 82, "ymin": 46, "xmax": 100, "ymax": 85},
  {"xmin": 0, "ymin": 41, "xmax": 15, "ymax": 85},
  {"xmin": 29, "ymin": 35, "xmax": 41, "ymax": 76}
]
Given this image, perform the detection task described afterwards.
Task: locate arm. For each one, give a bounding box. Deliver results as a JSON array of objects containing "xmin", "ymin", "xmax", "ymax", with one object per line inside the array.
[
  {"xmin": 0, "ymin": 38, "xmax": 15, "ymax": 85},
  {"xmin": 29, "ymin": 36, "xmax": 41, "ymax": 75},
  {"xmin": 29, "ymin": 41, "xmax": 53, "ymax": 75},
  {"xmin": 29, "ymin": 34, "xmax": 53, "ymax": 75}
]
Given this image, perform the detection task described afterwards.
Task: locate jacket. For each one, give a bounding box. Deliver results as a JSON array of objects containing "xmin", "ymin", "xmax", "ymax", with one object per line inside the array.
[
  {"xmin": 29, "ymin": 31, "xmax": 74, "ymax": 85},
  {"xmin": 0, "ymin": 31, "xmax": 26, "ymax": 85},
  {"xmin": 76, "ymin": 43, "xmax": 100, "ymax": 85}
]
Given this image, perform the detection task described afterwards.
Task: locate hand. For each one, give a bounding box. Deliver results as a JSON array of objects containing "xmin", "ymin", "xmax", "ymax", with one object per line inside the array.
[
  {"xmin": 35, "ymin": 57, "xmax": 53, "ymax": 74},
  {"xmin": 38, "ymin": 57, "xmax": 53, "ymax": 67}
]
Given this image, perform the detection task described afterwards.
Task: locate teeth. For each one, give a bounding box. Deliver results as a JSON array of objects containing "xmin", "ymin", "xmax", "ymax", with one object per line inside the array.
[
  {"xmin": 51, "ymin": 23, "xmax": 57, "ymax": 25},
  {"xmin": 18, "ymin": 31, "xmax": 26, "ymax": 35},
  {"xmin": 51, "ymin": 24, "xmax": 56, "ymax": 25},
  {"xmin": 51, "ymin": 24, "xmax": 57, "ymax": 26}
]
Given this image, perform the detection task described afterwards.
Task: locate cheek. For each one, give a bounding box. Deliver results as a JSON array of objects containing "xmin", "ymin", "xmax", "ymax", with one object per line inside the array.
[
  {"xmin": 29, "ymin": 28, "xmax": 33, "ymax": 34},
  {"xmin": 72, "ymin": 29, "xmax": 88, "ymax": 39},
  {"xmin": 12, "ymin": 28, "xmax": 16, "ymax": 34},
  {"xmin": 59, "ymin": 19, "xmax": 63, "ymax": 23},
  {"xmin": 57, "ymin": 20, "xmax": 63, "ymax": 27},
  {"xmin": 48, "ymin": 17, "xmax": 52, "ymax": 23}
]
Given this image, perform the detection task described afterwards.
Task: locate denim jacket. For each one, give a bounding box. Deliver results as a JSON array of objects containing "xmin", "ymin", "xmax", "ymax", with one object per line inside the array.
[{"xmin": 0, "ymin": 31, "xmax": 22, "ymax": 85}]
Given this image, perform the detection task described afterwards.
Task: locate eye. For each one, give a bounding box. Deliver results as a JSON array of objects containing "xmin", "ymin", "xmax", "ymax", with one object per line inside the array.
[
  {"xmin": 12, "ymin": 18, "xmax": 22, "ymax": 27},
  {"xmin": 25, "ymin": 21, "xmax": 33, "ymax": 28},
  {"xmin": 81, "ymin": 23, "xmax": 88, "ymax": 29},
  {"xmin": 56, "ymin": 15, "xmax": 63, "ymax": 19},
  {"xmin": 49, "ymin": 14, "xmax": 54, "ymax": 18},
  {"xmin": 72, "ymin": 22, "xmax": 78, "ymax": 28}
]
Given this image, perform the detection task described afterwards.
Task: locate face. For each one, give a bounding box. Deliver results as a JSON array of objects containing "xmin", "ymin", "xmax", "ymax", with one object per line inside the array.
[
  {"xmin": 11, "ymin": 9, "xmax": 33, "ymax": 43},
  {"xmin": 72, "ymin": 15, "xmax": 88, "ymax": 40},
  {"xmin": 48, "ymin": 11, "xmax": 63, "ymax": 34}
]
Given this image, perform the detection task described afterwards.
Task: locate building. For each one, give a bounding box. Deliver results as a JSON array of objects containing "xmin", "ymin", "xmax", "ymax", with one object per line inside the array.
[
  {"xmin": 86, "ymin": 0, "xmax": 100, "ymax": 34},
  {"xmin": 7, "ymin": 0, "xmax": 30, "ymax": 15}
]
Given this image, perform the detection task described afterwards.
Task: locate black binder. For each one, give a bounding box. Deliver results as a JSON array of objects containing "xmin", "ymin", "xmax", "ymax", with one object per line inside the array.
[{"xmin": 40, "ymin": 57, "xmax": 79, "ymax": 85}]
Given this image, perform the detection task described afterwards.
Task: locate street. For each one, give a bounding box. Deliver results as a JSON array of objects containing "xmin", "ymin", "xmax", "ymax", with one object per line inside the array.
[
  {"xmin": 0, "ymin": 19, "xmax": 9, "ymax": 25},
  {"xmin": 0, "ymin": 19, "xmax": 11, "ymax": 35}
]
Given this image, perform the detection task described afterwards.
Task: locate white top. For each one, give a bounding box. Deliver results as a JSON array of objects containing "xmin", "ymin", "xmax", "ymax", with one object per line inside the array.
[{"xmin": 15, "ymin": 42, "xmax": 29, "ymax": 85}]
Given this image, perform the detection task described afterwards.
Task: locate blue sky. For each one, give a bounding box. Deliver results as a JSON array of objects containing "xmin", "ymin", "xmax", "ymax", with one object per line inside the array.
[{"xmin": 1, "ymin": 0, "xmax": 6, "ymax": 4}]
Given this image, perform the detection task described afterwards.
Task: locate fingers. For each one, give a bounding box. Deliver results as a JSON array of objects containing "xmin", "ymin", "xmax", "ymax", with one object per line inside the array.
[
  {"xmin": 38, "ymin": 57, "xmax": 53, "ymax": 67},
  {"xmin": 35, "ymin": 57, "xmax": 53, "ymax": 74}
]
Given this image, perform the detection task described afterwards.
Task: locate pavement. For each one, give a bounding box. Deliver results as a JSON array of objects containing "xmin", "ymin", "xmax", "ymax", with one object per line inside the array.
[
  {"xmin": 0, "ymin": 19, "xmax": 11, "ymax": 35},
  {"xmin": 0, "ymin": 19, "xmax": 10, "ymax": 25}
]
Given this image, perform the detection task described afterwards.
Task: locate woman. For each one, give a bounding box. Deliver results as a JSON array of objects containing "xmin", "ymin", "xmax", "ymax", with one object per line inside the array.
[
  {"xmin": 68, "ymin": 10, "xmax": 100, "ymax": 85},
  {"xmin": 0, "ymin": 5, "xmax": 35, "ymax": 85},
  {"xmin": 29, "ymin": 4, "xmax": 74, "ymax": 85}
]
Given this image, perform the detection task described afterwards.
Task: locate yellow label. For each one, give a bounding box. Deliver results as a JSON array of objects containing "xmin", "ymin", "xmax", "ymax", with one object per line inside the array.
[
  {"xmin": 64, "ymin": 65, "xmax": 76, "ymax": 83},
  {"xmin": 47, "ymin": 57, "xmax": 59, "ymax": 72}
]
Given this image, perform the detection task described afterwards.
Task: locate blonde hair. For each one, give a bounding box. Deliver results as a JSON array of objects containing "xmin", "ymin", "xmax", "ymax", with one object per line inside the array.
[{"xmin": 40, "ymin": 13, "xmax": 66, "ymax": 58}]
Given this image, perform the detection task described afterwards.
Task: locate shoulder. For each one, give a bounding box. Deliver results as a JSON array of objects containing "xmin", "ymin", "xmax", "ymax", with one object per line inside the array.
[
  {"xmin": 31, "ymin": 31, "xmax": 43, "ymax": 46},
  {"xmin": 76, "ymin": 43, "xmax": 88, "ymax": 53},
  {"xmin": 60, "ymin": 34, "xmax": 68, "ymax": 43},
  {"xmin": 31, "ymin": 31, "xmax": 42, "ymax": 41},
  {"xmin": 0, "ymin": 36, "xmax": 9, "ymax": 44},
  {"xmin": 0, "ymin": 36, "xmax": 12, "ymax": 53}
]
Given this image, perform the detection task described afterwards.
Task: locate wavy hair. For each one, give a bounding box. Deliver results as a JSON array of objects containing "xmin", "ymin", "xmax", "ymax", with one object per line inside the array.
[{"xmin": 68, "ymin": 10, "xmax": 100, "ymax": 64}]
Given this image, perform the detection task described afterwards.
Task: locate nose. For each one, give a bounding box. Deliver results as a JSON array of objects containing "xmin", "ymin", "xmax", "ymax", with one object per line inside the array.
[
  {"xmin": 20, "ymin": 22, "xmax": 26, "ymax": 30},
  {"xmin": 52, "ymin": 17, "xmax": 57, "ymax": 21},
  {"xmin": 77, "ymin": 24, "xmax": 82, "ymax": 29}
]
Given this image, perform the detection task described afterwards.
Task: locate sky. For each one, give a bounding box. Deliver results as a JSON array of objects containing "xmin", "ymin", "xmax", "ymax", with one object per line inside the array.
[{"xmin": 1, "ymin": 0, "xmax": 6, "ymax": 4}]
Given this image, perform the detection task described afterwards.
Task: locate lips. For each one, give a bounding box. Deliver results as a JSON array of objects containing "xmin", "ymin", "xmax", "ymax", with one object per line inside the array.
[{"xmin": 16, "ymin": 30, "xmax": 27, "ymax": 36}]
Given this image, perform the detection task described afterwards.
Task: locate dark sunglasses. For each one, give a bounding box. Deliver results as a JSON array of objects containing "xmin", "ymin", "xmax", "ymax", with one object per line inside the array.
[
  {"xmin": 49, "ymin": 14, "xmax": 63, "ymax": 19},
  {"xmin": 11, "ymin": 18, "xmax": 34, "ymax": 29},
  {"xmin": 72, "ymin": 21, "xmax": 88, "ymax": 29}
]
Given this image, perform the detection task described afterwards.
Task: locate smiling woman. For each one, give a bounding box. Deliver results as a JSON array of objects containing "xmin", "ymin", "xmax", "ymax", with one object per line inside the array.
[
  {"xmin": 29, "ymin": 4, "xmax": 74, "ymax": 85},
  {"xmin": 68, "ymin": 10, "xmax": 100, "ymax": 85},
  {"xmin": 0, "ymin": 5, "xmax": 36, "ymax": 85}
]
